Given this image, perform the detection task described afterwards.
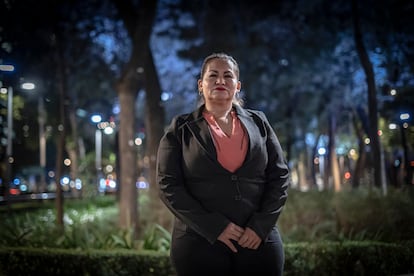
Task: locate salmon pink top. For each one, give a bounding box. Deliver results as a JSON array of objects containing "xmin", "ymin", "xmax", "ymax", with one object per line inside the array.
[{"xmin": 203, "ymin": 110, "xmax": 248, "ymax": 172}]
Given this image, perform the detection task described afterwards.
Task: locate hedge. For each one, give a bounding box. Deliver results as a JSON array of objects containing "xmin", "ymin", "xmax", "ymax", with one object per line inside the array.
[{"xmin": 1, "ymin": 241, "xmax": 413, "ymax": 275}]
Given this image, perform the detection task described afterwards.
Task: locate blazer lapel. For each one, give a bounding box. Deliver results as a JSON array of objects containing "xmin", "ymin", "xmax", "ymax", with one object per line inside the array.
[
  {"xmin": 186, "ymin": 107, "xmax": 217, "ymax": 160},
  {"xmin": 235, "ymin": 106, "xmax": 263, "ymax": 164}
]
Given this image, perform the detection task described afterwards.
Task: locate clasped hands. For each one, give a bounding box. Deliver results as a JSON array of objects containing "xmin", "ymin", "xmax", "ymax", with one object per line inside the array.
[{"xmin": 217, "ymin": 222, "xmax": 261, "ymax": 253}]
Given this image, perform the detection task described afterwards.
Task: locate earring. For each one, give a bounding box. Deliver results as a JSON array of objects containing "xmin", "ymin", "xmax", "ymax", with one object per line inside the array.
[{"xmin": 199, "ymin": 91, "xmax": 203, "ymax": 96}]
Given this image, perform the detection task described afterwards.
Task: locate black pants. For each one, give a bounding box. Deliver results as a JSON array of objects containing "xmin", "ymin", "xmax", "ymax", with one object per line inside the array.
[{"xmin": 170, "ymin": 227, "xmax": 284, "ymax": 276}]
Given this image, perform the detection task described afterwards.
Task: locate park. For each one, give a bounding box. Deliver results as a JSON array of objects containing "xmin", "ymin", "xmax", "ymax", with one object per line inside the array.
[{"xmin": 0, "ymin": 0, "xmax": 413, "ymax": 275}]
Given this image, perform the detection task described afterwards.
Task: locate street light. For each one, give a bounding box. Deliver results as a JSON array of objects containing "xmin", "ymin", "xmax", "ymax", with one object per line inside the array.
[{"xmin": 21, "ymin": 82, "xmax": 47, "ymax": 192}]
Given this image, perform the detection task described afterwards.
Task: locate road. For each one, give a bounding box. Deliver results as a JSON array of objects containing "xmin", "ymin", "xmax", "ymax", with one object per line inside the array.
[{"xmin": 0, "ymin": 192, "xmax": 73, "ymax": 205}]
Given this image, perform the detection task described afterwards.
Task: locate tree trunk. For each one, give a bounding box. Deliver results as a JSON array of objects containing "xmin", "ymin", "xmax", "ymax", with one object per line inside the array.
[
  {"xmin": 118, "ymin": 80, "xmax": 139, "ymax": 233},
  {"xmin": 352, "ymin": 109, "xmax": 366, "ymax": 188},
  {"xmin": 112, "ymin": 0, "xmax": 158, "ymax": 236},
  {"xmin": 352, "ymin": 0, "xmax": 382, "ymax": 188},
  {"xmin": 54, "ymin": 43, "xmax": 67, "ymax": 233},
  {"xmin": 144, "ymin": 49, "xmax": 173, "ymax": 230},
  {"xmin": 311, "ymin": 133, "xmax": 322, "ymax": 190},
  {"xmin": 297, "ymin": 152, "xmax": 307, "ymax": 190},
  {"xmin": 328, "ymin": 115, "xmax": 341, "ymax": 192}
]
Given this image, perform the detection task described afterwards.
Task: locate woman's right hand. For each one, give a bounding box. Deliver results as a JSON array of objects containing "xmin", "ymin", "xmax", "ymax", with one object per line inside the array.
[{"xmin": 217, "ymin": 222, "xmax": 244, "ymax": 253}]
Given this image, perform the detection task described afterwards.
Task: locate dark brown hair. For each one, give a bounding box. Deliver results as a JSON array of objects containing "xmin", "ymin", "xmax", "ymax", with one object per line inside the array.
[{"xmin": 200, "ymin": 52, "xmax": 240, "ymax": 79}]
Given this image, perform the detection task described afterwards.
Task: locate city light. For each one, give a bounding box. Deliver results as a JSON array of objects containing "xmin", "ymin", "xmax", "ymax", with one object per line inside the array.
[
  {"xmin": 400, "ymin": 113, "xmax": 410, "ymax": 121},
  {"xmin": 318, "ymin": 147, "xmax": 326, "ymax": 155},
  {"xmin": 103, "ymin": 126, "xmax": 114, "ymax": 135},
  {"xmin": 91, "ymin": 114, "xmax": 102, "ymax": 123},
  {"xmin": 389, "ymin": 123, "xmax": 397, "ymax": 130},
  {"xmin": 135, "ymin": 137, "xmax": 143, "ymax": 146},
  {"xmin": 21, "ymin": 82, "xmax": 35, "ymax": 90},
  {"xmin": 0, "ymin": 64, "xmax": 15, "ymax": 72}
]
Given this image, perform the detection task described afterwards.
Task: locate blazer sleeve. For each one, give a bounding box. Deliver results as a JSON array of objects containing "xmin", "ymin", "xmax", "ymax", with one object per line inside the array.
[
  {"xmin": 246, "ymin": 111, "xmax": 290, "ymax": 240},
  {"xmin": 156, "ymin": 116, "xmax": 230, "ymax": 244}
]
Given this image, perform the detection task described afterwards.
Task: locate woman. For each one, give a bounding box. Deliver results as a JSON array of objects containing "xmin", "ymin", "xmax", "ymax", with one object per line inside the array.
[{"xmin": 156, "ymin": 52, "xmax": 290, "ymax": 276}]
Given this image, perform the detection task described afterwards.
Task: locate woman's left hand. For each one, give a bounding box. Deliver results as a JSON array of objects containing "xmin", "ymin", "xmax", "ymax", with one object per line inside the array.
[{"xmin": 237, "ymin": 227, "xmax": 262, "ymax": 250}]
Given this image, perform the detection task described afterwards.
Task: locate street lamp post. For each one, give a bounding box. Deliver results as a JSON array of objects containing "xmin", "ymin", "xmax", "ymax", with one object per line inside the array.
[
  {"xmin": 91, "ymin": 114, "xmax": 103, "ymax": 191},
  {"xmin": 38, "ymin": 94, "xmax": 46, "ymax": 192},
  {"xmin": 0, "ymin": 85, "xmax": 13, "ymax": 203},
  {"xmin": 0, "ymin": 64, "xmax": 15, "ymax": 203},
  {"xmin": 21, "ymin": 82, "xmax": 47, "ymax": 192},
  {"xmin": 6, "ymin": 86, "xmax": 13, "ymax": 167},
  {"xmin": 5, "ymin": 86, "xmax": 13, "ymax": 201},
  {"xmin": 90, "ymin": 115, "xmax": 116, "ymax": 194},
  {"xmin": 399, "ymin": 113, "xmax": 411, "ymax": 186},
  {"xmin": 95, "ymin": 128, "xmax": 102, "ymax": 183}
]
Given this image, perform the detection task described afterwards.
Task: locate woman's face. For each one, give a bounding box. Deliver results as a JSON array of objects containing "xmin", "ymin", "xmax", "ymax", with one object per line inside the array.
[{"xmin": 198, "ymin": 58, "xmax": 241, "ymax": 106}]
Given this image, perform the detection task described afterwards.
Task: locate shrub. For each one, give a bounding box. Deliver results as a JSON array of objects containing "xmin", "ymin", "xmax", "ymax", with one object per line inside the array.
[
  {"xmin": 278, "ymin": 187, "xmax": 414, "ymax": 242},
  {"xmin": 1, "ymin": 241, "xmax": 412, "ymax": 276}
]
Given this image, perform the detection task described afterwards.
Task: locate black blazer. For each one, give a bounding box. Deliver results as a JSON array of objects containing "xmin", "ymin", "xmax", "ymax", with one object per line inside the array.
[{"xmin": 156, "ymin": 104, "xmax": 289, "ymax": 244}]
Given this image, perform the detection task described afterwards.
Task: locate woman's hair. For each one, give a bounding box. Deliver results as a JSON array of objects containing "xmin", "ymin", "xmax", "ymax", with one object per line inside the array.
[
  {"xmin": 200, "ymin": 52, "xmax": 240, "ymax": 79},
  {"xmin": 198, "ymin": 52, "xmax": 244, "ymax": 106}
]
